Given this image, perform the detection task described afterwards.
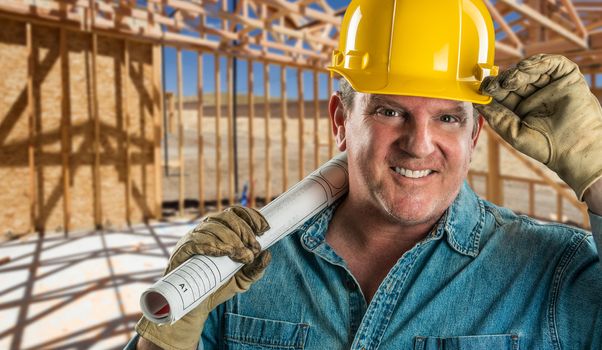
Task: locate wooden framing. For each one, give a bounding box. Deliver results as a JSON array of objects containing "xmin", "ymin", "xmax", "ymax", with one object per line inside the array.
[
  {"xmin": 280, "ymin": 64, "xmax": 288, "ymax": 192},
  {"xmin": 215, "ymin": 53, "xmax": 222, "ymax": 212},
  {"xmin": 177, "ymin": 47, "xmax": 185, "ymax": 217},
  {"xmin": 297, "ymin": 68, "xmax": 304, "ymax": 180},
  {"xmin": 2, "ymin": 0, "xmax": 601, "ymax": 234},
  {"xmin": 26, "ymin": 22, "xmax": 36, "ymax": 233},
  {"xmin": 264, "ymin": 61, "xmax": 272, "ymax": 203},
  {"xmin": 60, "ymin": 28, "xmax": 72, "ymax": 234},
  {"xmin": 91, "ymin": 33, "xmax": 102, "ymax": 228},
  {"xmin": 123, "ymin": 40, "xmax": 132, "ymax": 224},
  {"xmin": 197, "ymin": 51, "xmax": 205, "ymax": 215},
  {"xmin": 248, "ymin": 59, "xmax": 256, "ymax": 208}
]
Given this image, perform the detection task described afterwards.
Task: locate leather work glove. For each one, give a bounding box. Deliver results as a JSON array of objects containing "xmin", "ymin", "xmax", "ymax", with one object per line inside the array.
[
  {"xmin": 135, "ymin": 206, "xmax": 271, "ymax": 350},
  {"xmin": 475, "ymin": 54, "xmax": 602, "ymax": 200}
]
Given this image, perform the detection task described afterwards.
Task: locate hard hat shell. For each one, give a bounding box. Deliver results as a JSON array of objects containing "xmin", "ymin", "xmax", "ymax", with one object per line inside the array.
[{"xmin": 329, "ymin": 0, "xmax": 498, "ymax": 104}]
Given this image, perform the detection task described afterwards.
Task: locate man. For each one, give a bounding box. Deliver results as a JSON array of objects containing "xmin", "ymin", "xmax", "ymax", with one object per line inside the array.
[{"xmin": 129, "ymin": 0, "xmax": 602, "ymax": 349}]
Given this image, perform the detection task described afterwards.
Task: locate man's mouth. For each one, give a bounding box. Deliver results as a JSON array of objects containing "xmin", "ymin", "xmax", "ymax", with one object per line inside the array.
[{"xmin": 391, "ymin": 166, "xmax": 434, "ymax": 179}]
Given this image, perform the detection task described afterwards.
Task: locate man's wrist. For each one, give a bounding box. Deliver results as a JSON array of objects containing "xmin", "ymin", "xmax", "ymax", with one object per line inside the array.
[
  {"xmin": 583, "ymin": 177, "xmax": 602, "ymax": 216},
  {"xmin": 137, "ymin": 336, "xmax": 164, "ymax": 350}
]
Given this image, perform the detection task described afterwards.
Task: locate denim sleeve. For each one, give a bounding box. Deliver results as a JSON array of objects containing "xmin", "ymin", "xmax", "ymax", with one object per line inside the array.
[
  {"xmin": 553, "ymin": 225, "xmax": 602, "ymax": 349},
  {"xmin": 589, "ymin": 210, "xmax": 602, "ymax": 258}
]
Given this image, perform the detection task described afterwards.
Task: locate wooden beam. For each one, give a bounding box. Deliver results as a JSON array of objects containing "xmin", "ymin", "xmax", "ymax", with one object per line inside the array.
[
  {"xmin": 26, "ymin": 22, "xmax": 37, "ymax": 233},
  {"xmin": 91, "ymin": 33, "xmax": 103, "ymax": 228},
  {"xmin": 559, "ymin": 0, "xmax": 588, "ymax": 37},
  {"xmin": 215, "ymin": 53, "xmax": 222, "ymax": 212},
  {"xmin": 124, "ymin": 40, "xmax": 132, "ymax": 224},
  {"xmin": 197, "ymin": 51, "xmax": 205, "ymax": 215},
  {"xmin": 226, "ymin": 56, "xmax": 235, "ymax": 206},
  {"xmin": 248, "ymin": 59, "xmax": 256, "ymax": 208},
  {"xmin": 499, "ymin": 0, "xmax": 589, "ymax": 49},
  {"xmin": 281, "ymin": 65, "xmax": 288, "ymax": 191},
  {"xmin": 60, "ymin": 28, "xmax": 72, "ymax": 234},
  {"xmin": 297, "ymin": 68, "xmax": 305, "ymax": 180},
  {"xmin": 152, "ymin": 44, "xmax": 163, "ymax": 219},
  {"xmin": 177, "ymin": 47, "xmax": 185, "ymax": 217},
  {"xmin": 264, "ymin": 61, "xmax": 272, "ymax": 203},
  {"xmin": 484, "ymin": 0, "xmax": 524, "ymax": 51}
]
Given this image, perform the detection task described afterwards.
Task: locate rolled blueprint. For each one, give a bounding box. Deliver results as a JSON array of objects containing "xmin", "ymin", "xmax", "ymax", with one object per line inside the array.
[{"xmin": 140, "ymin": 152, "xmax": 349, "ymax": 324}]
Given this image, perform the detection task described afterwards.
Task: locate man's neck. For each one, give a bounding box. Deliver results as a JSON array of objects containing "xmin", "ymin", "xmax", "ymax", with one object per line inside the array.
[{"xmin": 325, "ymin": 194, "xmax": 440, "ymax": 302}]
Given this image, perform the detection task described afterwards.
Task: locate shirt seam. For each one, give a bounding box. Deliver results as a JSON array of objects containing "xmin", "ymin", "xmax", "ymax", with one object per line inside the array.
[{"xmin": 547, "ymin": 231, "xmax": 589, "ymax": 350}]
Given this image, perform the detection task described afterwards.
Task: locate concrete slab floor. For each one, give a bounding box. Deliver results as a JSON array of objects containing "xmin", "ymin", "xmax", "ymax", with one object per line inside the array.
[{"xmin": 0, "ymin": 220, "xmax": 199, "ymax": 350}]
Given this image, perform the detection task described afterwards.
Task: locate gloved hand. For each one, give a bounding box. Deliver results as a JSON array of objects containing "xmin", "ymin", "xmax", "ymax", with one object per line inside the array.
[
  {"xmin": 475, "ymin": 54, "xmax": 602, "ymax": 200},
  {"xmin": 135, "ymin": 206, "xmax": 271, "ymax": 350}
]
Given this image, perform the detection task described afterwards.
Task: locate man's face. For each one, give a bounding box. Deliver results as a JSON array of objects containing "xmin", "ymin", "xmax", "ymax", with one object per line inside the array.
[{"xmin": 331, "ymin": 92, "xmax": 483, "ymax": 228}]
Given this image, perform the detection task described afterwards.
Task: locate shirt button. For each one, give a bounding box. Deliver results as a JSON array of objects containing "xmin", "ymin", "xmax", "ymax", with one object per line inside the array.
[{"xmin": 345, "ymin": 277, "xmax": 357, "ymax": 290}]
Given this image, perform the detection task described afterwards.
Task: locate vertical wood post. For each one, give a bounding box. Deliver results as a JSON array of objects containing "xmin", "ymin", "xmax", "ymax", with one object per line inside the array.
[
  {"xmin": 264, "ymin": 62, "xmax": 272, "ymax": 203},
  {"xmin": 176, "ymin": 48, "xmax": 185, "ymax": 216},
  {"xmin": 123, "ymin": 40, "xmax": 132, "ymax": 224},
  {"xmin": 281, "ymin": 65, "xmax": 288, "ymax": 191},
  {"xmin": 197, "ymin": 51, "xmax": 205, "ymax": 215},
  {"xmin": 248, "ymin": 59, "xmax": 256, "ymax": 207},
  {"xmin": 60, "ymin": 28, "xmax": 72, "ymax": 234},
  {"xmin": 215, "ymin": 54, "xmax": 223, "ymax": 211},
  {"xmin": 26, "ymin": 22, "xmax": 37, "ymax": 233},
  {"xmin": 152, "ymin": 44, "xmax": 163, "ymax": 219},
  {"xmin": 297, "ymin": 69, "xmax": 304, "ymax": 180},
  {"xmin": 227, "ymin": 56, "xmax": 235, "ymax": 206},
  {"xmin": 91, "ymin": 33, "xmax": 102, "ymax": 228}
]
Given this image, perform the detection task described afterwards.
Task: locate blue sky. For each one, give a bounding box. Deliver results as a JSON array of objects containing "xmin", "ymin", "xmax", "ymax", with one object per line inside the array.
[{"xmin": 161, "ymin": 0, "xmax": 350, "ymax": 99}]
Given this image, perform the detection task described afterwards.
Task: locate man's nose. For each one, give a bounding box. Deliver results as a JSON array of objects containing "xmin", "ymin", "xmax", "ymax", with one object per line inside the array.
[{"xmin": 400, "ymin": 120, "xmax": 435, "ymax": 158}]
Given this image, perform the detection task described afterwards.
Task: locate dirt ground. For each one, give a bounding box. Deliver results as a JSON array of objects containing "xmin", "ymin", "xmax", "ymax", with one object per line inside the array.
[{"xmin": 161, "ymin": 107, "xmax": 588, "ymax": 227}]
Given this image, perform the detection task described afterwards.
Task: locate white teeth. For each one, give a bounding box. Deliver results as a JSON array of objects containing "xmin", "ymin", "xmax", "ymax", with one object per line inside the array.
[{"xmin": 393, "ymin": 167, "xmax": 433, "ymax": 179}]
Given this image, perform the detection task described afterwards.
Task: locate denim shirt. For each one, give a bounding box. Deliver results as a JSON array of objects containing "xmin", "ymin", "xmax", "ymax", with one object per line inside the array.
[{"xmin": 126, "ymin": 182, "xmax": 602, "ymax": 350}]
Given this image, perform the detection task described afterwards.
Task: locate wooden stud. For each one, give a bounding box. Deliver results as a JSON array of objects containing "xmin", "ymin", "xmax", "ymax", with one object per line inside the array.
[
  {"xmin": 248, "ymin": 59, "xmax": 256, "ymax": 208},
  {"xmin": 264, "ymin": 62, "xmax": 272, "ymax": 203},
  {"xmin": 313, "ymin": 70, "xmax": 320, "ymax": 169},
  {"xmin": 176, "ymin": 48, "xmax": 185, "ymax": 217},
  {"xmin": 327, "ymin": 76, "xmax": 334, "ymax": 159},
  {"xmin": 26, "ymin": 22, "xmax": 37, "ymax": 233},
  {"xmin": 297, "ymin": 68, "xmax": 305, "ymax": 180},
  {"xmin": 226, "ymin": 56, "xmax": 235, "ymax": 206},
  {"xmin": 123, "ymin": 40, "xmax": 132, "ymax": 224},
  {"xmin": 60, "ymin": 28, "xmax": 72, "ymax": 234},
  {"xmin": 215, "ymin": 54, "xmax": 222, "ymax": 212},
  {"xmin": 91, "ymin": 33, "xmax": 102, "ymax": 228},
  {"xmin": 281, "ymin": 65, "xmax": 289, "ymax": 191},
  {"xmin": 152, "ymin": 44, "xmax": 163, "ymax": 219},
  {"xmin": 197, "ymin": 51, "xmax": 205, "ymax": 215}
]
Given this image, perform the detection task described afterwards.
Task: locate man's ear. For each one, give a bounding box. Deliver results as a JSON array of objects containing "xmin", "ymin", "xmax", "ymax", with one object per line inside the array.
[
  {"xmin": 471, "ymin": 113, "xmax": 485, "ymax": 148},
  {"xmin": 329, "ymin": 92, "xmax": 347, "ymax": 151}
]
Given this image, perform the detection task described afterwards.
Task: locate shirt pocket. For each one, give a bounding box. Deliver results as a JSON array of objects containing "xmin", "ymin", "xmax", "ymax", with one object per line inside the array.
[
  {"xmin": 413, "ymin": 334, "xmax": 519, "ymax": 350},
  {"xmin": 224, "ymin": 312, "xmax": 310, "ymax": 350}
]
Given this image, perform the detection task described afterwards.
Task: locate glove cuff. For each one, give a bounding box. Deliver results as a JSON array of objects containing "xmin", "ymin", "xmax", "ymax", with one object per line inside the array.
[{"xmin": 575, "ymin": 169, "xmax": 602, "ymax": 202}]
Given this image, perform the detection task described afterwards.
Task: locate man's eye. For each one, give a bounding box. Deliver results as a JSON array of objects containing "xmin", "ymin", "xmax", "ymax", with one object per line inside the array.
[
  {"xmin": 376, "ymin": 108, "xmax": 402, "ymax": 117},
  {"xmin": 440, "ymin": 114, "xmax": 459, "ymax": 123}
]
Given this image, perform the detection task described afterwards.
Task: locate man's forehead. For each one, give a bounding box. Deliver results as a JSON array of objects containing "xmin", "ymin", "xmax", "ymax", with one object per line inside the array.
[{"xmin": 362, "ymin": 93, "xmax": 472, "ymax": 113}]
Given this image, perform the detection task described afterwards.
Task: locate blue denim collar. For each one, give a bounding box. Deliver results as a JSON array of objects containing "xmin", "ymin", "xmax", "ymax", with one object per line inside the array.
[{"xmin": 299, "ymin": 181, "xmax": 484, "ymax": 257}]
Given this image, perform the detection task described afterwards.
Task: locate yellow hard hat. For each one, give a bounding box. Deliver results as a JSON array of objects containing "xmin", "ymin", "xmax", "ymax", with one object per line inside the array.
[{"xmin": 329, "ymin": 0, "xmax": 499, "ymax": 104}]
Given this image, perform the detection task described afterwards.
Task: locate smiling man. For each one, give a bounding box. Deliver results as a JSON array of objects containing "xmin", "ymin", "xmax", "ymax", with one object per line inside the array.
[{"xmin": 129, "ymin": 0, "xmax": 602, "ymax": 349}]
